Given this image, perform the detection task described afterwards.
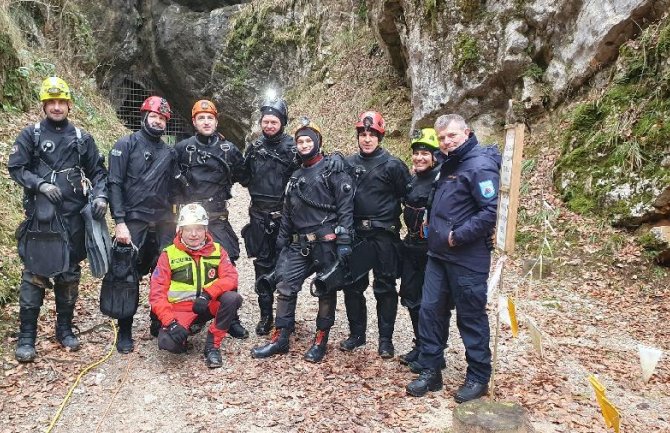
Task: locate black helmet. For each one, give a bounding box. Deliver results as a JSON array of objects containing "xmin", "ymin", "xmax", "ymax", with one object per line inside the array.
[{"xmin": 260, "ymin": 96, "xmax": 288, "ymax": 127}]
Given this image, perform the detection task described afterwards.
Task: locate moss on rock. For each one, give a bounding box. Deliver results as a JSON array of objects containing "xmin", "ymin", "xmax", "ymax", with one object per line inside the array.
[
  {"xmin": 0, "ymin": 33, "xmax": 32, "ymax": 111},
  {"xmin": 555, "ymin": 15, "xmax": 670, "ymax": 222}
]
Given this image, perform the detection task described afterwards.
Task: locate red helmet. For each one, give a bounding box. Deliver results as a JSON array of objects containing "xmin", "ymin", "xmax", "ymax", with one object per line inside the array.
[
  {"xmin": 140, "ymin": 96, "xmax": 171, "ymax": 120},
  {"xmin": 355, "ymin": 111, "xmax": 385, "ymax": 135}
]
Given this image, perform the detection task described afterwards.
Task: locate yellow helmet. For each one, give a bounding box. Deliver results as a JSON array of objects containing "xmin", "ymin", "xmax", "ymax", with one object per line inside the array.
[
  {"xmin": 39, "ymin": 77, "xmax": 72, "ymax": 102},
  {"xmin": 294, "ymin": 116, "xmax": 322, "ymax": 143},
  {"xmin": 410, "ymin": 128, "xmax": 439, "ymax": 151}
]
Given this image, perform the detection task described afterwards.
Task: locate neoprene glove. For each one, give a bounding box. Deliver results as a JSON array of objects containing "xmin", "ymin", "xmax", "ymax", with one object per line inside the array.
[
  {"xmin": 192, "ymin": 292, "xmax": 211, "ymax": 316},
  {"xmin": 38, "ymin": 183, "xmax": 62, "ymax": 204},
  {"xmin": 325, "ymin": 152, "xmax": 346, "ymax": 173},
  {"xmin": 166, "ymin": 320, "xmax": 189, "ymax": 346},
  {"xmin": 92, "ymin": 198, "xmax": 108, "ymax": 220}
]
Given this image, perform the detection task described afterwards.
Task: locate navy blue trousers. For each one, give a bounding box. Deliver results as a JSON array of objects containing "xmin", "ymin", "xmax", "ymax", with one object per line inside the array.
[{"xmin": 417, "ymin": 256, "xmax": 492, "ymax": 384}]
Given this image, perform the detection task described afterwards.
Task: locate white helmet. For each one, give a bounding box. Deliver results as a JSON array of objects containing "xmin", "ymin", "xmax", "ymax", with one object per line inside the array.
[{"xmin": 177, "ymin": 203, "xmax": 208, "ymax": 228}]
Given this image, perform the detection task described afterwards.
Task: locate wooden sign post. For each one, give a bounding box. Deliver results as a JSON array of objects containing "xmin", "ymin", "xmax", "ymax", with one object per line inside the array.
[
  {"xmin": 490, "ymin": 123, "xmax": 525, "ymax": 401},
  {"xmin": 496, "ymin": 124, "xmax": 525, "ymax": 254}
]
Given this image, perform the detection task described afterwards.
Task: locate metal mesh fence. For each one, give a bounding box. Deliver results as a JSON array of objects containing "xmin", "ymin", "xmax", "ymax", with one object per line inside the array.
[{"xmin": 111, "ymin": 78, "xmax": 191, "ymax": 144}]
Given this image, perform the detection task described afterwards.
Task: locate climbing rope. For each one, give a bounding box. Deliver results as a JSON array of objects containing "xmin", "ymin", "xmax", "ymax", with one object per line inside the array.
[{"xmin": 45, "ymin": 320, "xmax": 118, "ymax": 433}]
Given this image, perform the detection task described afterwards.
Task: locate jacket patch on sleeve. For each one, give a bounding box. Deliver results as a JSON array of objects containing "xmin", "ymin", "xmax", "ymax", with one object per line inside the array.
[{"xmin": 478, "ymin": 180, "xmax": 496, "ymax": 199}]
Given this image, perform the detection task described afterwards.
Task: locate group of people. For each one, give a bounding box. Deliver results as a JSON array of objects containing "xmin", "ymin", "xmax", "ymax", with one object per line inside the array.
[{"xmin": 9, "ymin": 76, "xmax": 501, "ymax": 403}]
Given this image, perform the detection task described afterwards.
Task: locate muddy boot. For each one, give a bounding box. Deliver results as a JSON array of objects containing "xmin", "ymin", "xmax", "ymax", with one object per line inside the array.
[
  {"xmin": 250, "ymin": 328, "xmax": 291, "ymax": 359},
  {"xmin": 376, "ymin": 293, "xmax": 397, "ymax": 359},
  {"xmin": 339, "ymin": 290, "xmax": 367, "ymax": 351},
  {"xmin": 304, "ymin": 329, "xmax": 329, "ymax": 363},
  {"xmin": 406, "ymin": 368, "xmax": 443, "ymax": 397},
  {"xmin": 400, "ymin": 340, "xmax": 420, "ymax": 365},
  {"xmin": 15, "ymin": 308, "xmax": 39, "ymax": 363},
  {"xmin": 378, "ymin": 339, "xmax": 395, "ymax": 359},
  {"xmin": 116, "ymin": 317, "xmax": 134, "ymax": 354},
  {"xmin": 203, "ymin": 332, "xmax": 223, "ymax": 368},
  {"xmin": 228, "ymin": 318, "xmax": 249, "ymax": 339},
  {"xmin": 55, "ymin": 314, "xmax": 81, "ymax": 352}
]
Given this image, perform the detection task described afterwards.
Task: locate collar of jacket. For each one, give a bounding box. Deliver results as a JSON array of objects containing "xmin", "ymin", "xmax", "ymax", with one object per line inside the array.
[
  {"xmin": 359, "ymin": 146, "xmax": 384, "ymax": 158},
  {"xmin": 43, "ymin": 117, "xmax": 70, "ymax": 131},
  {"xmin": 173, "ymin": 232, "xmax": 216, "ymax": 257},
  {"xmin": 195, "ymin": 133, "xmax": 219, "ymax": 146},
  {"xmin": 436, "ymin": 132, "xmax": 478, "ymax": 165}
]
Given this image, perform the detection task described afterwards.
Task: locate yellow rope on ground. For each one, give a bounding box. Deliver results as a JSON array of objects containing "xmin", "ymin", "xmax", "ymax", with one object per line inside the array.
[
  {"xmin": 45, "ymin": 320, "xmax": 118, "ymax": 433},
  {"xmin": 94, "ymin": 349, "xmax": 133, "ymax": 433}
]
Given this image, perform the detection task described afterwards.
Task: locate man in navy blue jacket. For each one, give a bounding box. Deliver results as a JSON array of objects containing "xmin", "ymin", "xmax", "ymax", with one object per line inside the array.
[{"xmin": 406, "ymin": 113, "xmax": 501, "ymax": 403}]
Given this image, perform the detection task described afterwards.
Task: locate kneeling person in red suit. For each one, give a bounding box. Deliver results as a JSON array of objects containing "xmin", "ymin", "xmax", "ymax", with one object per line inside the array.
[{"xmin": 150, "ymin": 203, "xmax": 241, "ymax": 368}]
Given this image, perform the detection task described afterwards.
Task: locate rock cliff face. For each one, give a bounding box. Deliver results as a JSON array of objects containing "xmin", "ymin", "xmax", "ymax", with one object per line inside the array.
[
  {"xmin": 368, "ymin": 0, "xmax": 669, "ymax": 133},
  {"xmin": 79, "ymin": 0, "xmax": 670, "ymax": 260},
  {"xmin": 82, "ymin": 0, "xmax": 352, "ymax": 143}
]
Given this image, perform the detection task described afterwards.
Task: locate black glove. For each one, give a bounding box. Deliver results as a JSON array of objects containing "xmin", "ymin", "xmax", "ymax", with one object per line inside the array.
[
  {"xmin": 192, "ymin": 292, "xmax": 211, "ymax": 316},
  {"xmin": 92, "ymin": 197, "xmax": 108, "ymax": 220},
  {"xmin": 166, "ymin": 320, "xmax": 189, "ymax": 346},
  {"xmin": 335, "ymin": 230, "xmax": 352, "ymax": 260},
  {"xmin": 38, "ymin": 183, "xmax": 62, "ymax": 204},
  {"xmin": 325, "ymin": 152, "xmax": 347, "ymax": 173}
]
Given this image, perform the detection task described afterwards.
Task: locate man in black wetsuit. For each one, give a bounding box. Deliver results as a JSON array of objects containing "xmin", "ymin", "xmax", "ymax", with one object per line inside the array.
[
  {"xmin": 9, "ymin": 76, "xmax": 108, "ymax": 362},
  {"xmin": 239, "ymin": 96, "xmax": 300, "ymax": 335},
  {"xmin": 173, "ymin": 99, "xmax": 248, "ymax": 339},
  {"xmin": 339, "ymin": 111, "xmax": 411, "ymax": 359},
  {"xmin": 108, "ymin": 95, "xmax": 177, "ymax": 354}
]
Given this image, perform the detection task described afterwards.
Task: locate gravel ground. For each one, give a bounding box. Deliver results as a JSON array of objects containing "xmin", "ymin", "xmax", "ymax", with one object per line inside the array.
[{"xmin": 1, "ymin": 183, "xmax": 668, "ymax": 432}]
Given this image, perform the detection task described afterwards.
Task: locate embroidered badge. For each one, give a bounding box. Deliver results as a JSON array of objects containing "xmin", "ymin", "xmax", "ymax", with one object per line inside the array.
[
  {"xmin": 208, "ymin": 268, "xmax": 216, "ymax": 279},
  {"xmin": 479, "ymin": 180, "xmax": 496, "ymax": 199},
  {"xmin": 111, "ymin": 149, "xmax": 123, "ymax": 157},
  {"xmin": 10, "ymin": 145, "xmax": 18, "ymax": 154}
]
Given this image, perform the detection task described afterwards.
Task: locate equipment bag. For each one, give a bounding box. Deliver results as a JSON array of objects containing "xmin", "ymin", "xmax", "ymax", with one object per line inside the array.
[
  {"xmin": 99, "ymin": 240, "xmax": 139, "ymax": 319},
  {"xmin": 17, "ymin": 194, "xmax": 70, "ymax": 278}
]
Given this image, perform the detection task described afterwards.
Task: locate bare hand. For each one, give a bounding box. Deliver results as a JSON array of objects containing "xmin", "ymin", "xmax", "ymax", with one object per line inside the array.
[
  {"xmin": 448, "ymin": 231, "xmax": 455, "ymax": 247},
  {"xmin": 115, "ymin": 222, "xmax": 131, "ymax": 244}
]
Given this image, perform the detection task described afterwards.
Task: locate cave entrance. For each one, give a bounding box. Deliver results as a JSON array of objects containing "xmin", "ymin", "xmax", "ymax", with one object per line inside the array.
[{"xmin": 111, "ymin": 78, "xmax": 191, "ymax": 144}]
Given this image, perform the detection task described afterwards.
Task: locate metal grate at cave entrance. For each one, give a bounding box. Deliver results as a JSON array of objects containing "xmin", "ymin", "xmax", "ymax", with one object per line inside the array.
[{"xmin": 111, "ymin": 78, "xmax": 191, "ymax": 145}]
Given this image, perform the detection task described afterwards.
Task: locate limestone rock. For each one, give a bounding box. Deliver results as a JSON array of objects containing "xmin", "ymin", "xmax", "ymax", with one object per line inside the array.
[{"xmin": 368, "ymin": 0, "xmax": 669, "ymax": 129}]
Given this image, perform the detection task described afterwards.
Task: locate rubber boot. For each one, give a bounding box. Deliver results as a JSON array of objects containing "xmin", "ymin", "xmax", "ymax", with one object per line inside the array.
[
  {"xmin": 228, "ymin": 317, "xmax": 249, "ymax": 339},
  {"xmin": 400, "ymin": 308, "xmax": 420, "ymax": 365},
  {"xmin": 203, "ymin": 332, "xmax": 223, "ymax": 368},
  {"xmin": 54, "ymin": 281, "xmax": 80, "ymax": 351},
  {"xmin": 116, "ymin": 317, "xmax": 134, "ymax": 354},
  {"xmin": 255, "ymin": 294, "xmax": 274, "ymax": 336},
  {"xmin": 55, "ymin": 314, "xmax": 81, "ymax": 352},
  {"xmin": 250, "ymin": 328, "xmax": 291, "ymax": 359},
  {"xmin": 406, "ymin": 368, "xmax": 443, "ymax": 397},
  {"xmin": 304, "ymin": 329, "xmax": 329, "ymax": 363},
  {"xmin": 376, "ymin": 293, "xmax": 398, "ymax": 359},
  {"xmin": 15, "ymin": 308, "xmax": 39, "ymax": 363},
  {"xmin": 339, "ymin": 290, "xmax": 367, "ymax": 351}
]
